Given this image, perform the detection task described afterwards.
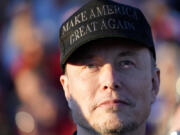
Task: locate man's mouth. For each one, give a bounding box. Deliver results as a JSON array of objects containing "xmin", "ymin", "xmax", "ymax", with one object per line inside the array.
[{"xmin": 96, "ymin": 99, "xmax": 130, "ymax": 109}]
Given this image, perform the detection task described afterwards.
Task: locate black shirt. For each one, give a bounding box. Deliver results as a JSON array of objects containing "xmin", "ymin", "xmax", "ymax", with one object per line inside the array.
[{"xmin": 73, "ymin": 131, "xmax": 77, "ymax": 135}]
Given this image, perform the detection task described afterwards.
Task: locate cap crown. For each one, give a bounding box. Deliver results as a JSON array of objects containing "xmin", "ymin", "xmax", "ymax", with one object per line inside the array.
[{"xmin": 59, "ymin": 0, "xmax": 155, "ymax": 71}]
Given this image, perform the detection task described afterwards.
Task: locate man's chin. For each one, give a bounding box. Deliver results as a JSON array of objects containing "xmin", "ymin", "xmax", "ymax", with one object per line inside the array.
[
  {"xmin": 92, "ymin": 118, "xmax": 123, "ymax": 133},
  {"xmin": 92, "ymin": 119, "xmax": 139, "ymax": 135}
]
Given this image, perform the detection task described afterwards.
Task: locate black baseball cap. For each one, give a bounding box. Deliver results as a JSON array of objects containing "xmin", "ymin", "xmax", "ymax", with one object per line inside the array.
[{"xmin": 59, "ymin": 0, "xmax": 156, "ymax": 72}]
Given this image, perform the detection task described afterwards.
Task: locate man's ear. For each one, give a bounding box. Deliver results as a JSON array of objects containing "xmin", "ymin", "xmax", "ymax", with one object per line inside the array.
[
  {"xmin": 151, "ymin": 67, "xmax": 160, "ymax": 104},
  {"xmin": 60, "ymin": 75, "xmax": 71, "ymax": 101}
]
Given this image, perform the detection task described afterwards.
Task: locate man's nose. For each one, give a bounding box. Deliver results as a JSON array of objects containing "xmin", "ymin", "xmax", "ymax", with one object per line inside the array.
[{"xmin": 99, "ymin": 63, "xmax": 121, "ymax": 91}]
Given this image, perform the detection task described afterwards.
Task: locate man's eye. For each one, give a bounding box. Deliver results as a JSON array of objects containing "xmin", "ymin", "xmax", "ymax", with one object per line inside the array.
[
  {"xmin": 87, "ymin": 63, "xmax": 97, "ymax": 68},
  {"xmin": 85, "ymin": 63, "xmax": 100, "ymax": 72},
  {"xmin": 119, "ymin": 60, "xmax": 134, "ymax": 69}
]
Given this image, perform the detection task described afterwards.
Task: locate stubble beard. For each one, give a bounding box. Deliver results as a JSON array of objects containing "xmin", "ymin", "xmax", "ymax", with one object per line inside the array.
[
  {"xmin": 92, "ymin": 108, "xmax": 139, "ymax": 135},
  {"xmin": 92, "ymin": 121, "xmax": 139, "ymax": 135},
  {"xmin": 75, "ymin": 107, "xmax": 140, "ymax": 135},
  {"xmin": 70, "ymin": 98, "xmax": 148, "ymax": 135}
]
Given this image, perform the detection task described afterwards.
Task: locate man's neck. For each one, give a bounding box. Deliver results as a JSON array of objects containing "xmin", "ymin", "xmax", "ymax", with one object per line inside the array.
[{"xmin": 76, "ymin": 124, "xmax": 146, "ymax": 135}]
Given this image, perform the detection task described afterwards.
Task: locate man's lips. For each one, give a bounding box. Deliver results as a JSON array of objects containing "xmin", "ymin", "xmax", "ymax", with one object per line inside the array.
[{"xmin": 97, "ymin": 99, "xmax": 130, "ymax": 108}]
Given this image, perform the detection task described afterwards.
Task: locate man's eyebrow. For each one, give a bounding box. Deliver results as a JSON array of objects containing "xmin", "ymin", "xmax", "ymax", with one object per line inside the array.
[{"xmin": 118, "ymin": 51, "xmax": 137, "ymax": 57}]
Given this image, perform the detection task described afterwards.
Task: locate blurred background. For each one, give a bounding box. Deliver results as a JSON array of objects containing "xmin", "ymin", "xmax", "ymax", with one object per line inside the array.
[{"xmin": 0, "ymin": 0, "xmax": 180, "ymax": 135}]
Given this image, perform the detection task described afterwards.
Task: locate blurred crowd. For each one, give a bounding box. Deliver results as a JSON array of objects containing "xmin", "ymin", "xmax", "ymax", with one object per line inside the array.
[{"xmin": 0, "ymin": 0, "xmax": 179, "ymax": 135}]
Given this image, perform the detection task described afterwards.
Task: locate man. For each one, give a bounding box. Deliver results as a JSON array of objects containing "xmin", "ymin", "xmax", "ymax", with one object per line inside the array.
[{"xmin": 59, "ymin": 0, "xmax": 160, "ymax": 135}]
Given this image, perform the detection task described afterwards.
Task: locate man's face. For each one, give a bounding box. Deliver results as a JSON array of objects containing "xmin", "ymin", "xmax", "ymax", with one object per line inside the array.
[{"xmin": 60, "ymin": 39, "xmax": 160, "ymax": 134}]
